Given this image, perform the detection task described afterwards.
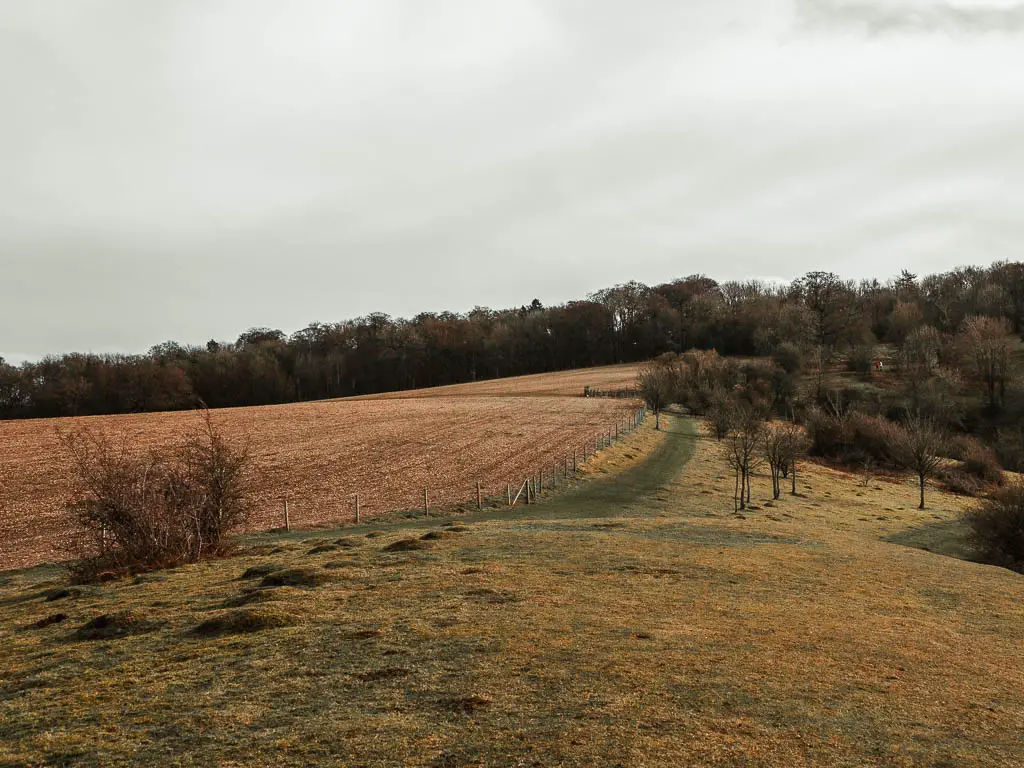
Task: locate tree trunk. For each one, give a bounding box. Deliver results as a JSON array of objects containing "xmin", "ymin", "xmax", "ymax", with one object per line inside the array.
[
  {"xmin": 655, "ymin": 410, "xmax": 660, "ymax": 431},
  {"xmin": 739, "ymin": 469, "xmax": 746, "ymax": 510},
  {"xmin": 919, "ymin": 473, "xmax": 926, "ymax": 510},
  {"xmin": 791, "ymin": 467, "xmax": 797, "ymax": 496}
]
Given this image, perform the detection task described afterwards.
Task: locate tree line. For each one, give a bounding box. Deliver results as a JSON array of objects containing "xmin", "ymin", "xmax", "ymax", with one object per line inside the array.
[{"xmin": 2, "ymin": 261, "xmax": 1023, "ymax": 428}]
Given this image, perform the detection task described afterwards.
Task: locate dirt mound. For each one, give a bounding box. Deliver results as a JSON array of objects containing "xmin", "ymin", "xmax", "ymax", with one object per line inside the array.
[
  {"xmin": 192, "ymin": 608, "xmax": 299, "ymax": 636},
  {"xmin": 29, "ymin": 613, "xmax": 68, "ymax": 630},
  {"xmin": 259, "ymin": 568, "xmax": 337, "ymax": 588},
  {"xmin": 420, "ymin": 530, "xmax": 454, "ymax": 541},
  {"xmin": 238, "ymin": 564, "xmax": 283, "ymax": 580},
  {"xmin": 73, "ymin": 610, "xmax": 154, "ymax": 641},
  {"xmin": 220, "ymin": 586, "xmax": 302, "ymax": 609},
  {"xmin": 383, "ymin": 538, "xmax": 431, "ymax": 552},
  {"xmin": 307, "ymin": 544, "xmax": 339, "ymax": 555}
]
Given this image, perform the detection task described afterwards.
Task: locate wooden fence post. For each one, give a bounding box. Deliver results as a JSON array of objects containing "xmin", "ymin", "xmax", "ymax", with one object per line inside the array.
[
  {"xmin": 284, "ymin": 499, "xmax": 291, "ymax": 532},
  {"xmin": 355, "ymin": 493, "xmax": 360, "ymax": 524},
  {"xmin": 477, "ymin": 481, "xmax": 482, "ymax": 510},
  {"xmin": 507, "ymin": 483, "xmax": 512, "ymax": 506},
  {"xmin": 423, "ymin": 489, "xmax": 428, "ymax": 514}
]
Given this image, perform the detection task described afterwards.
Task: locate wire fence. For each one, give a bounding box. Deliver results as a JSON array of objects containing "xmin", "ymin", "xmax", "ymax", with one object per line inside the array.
[{"xmin": 276, "ymin": 404, "xmax": 649, "ymax": 531}]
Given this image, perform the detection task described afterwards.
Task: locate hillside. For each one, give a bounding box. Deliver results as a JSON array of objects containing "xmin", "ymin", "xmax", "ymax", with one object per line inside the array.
[
  {"xmin": 2, "ymin": 415, "xmax": 1021, "ymax": 766},
  {"xmin": 0, "ymin": 365, "xmax": 641, "ymax": 571}
]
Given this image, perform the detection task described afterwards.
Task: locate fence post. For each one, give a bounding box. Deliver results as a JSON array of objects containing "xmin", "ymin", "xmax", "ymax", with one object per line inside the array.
[
  {"xmin": 477, "ymin": 481, "xmax": 482, "ymax": 510},
  {"xmin": 507, "ymin": 482, "xmax": 512, "ymax": 506},
  {"xmin": 284, "ymin": 498, "xmax": 291, "ymax": 532},
  {"xmin": 355, "ymin": 493, "xmax": 360, "ymax": 524},
  {"xmin": 573, "ymin": 449, "xmax": 577, "ymax": 472},
  {"xmin": 423, "ymin": 489, "xmax": 428, "ymax": 514}
]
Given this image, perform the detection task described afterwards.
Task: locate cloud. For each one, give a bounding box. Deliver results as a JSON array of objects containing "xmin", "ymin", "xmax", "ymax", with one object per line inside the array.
[{"xmin": 797, "ymin": 0, "xmax": 1024, "ymax": 35}]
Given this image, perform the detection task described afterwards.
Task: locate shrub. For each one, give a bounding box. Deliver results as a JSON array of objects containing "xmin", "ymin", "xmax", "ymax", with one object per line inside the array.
[
  {"xmin": 939, "ymin": 468, "xmax": 984, "ymax": 497},
  {"xmin": 846, "ymin": 345, "xmax": 877, "ymax": 376},
  {"xmin": 846, "ymin": 413, "xmax": 897, "ymax": 466},
  {"xmin": 995, "ymin": 427, "xmax": 1024, "ymax": 473},
  {"xmin": 962, "ymin": 447, "xmax": 1004, "ymax": 486},
  {"xmin": 804, "ymin": 407, "xmax": 846, "ymax": 458},
  {"xmin": 964, "ymin": 482, "xmax": 1024, "ymax": 572},
  {"xmin": 62, "ymin": 412, "xmax": 252, "ymax": 581},
  {"xmin": 771, "ymin": 343, "xmax": 803, "ymax": 374}
]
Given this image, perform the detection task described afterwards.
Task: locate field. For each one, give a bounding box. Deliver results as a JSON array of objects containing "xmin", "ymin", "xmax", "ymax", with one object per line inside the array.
[
  {"xmin": 0, "ymin": 365, "xmax": 642, "ymax": 572},
  {"xmin": 346, "ymin": 362, "xmax": 644, "ymax": 399},
  {"xmin": 2, "ymin": 415, "xmax": 1022, "ymax": 766}
]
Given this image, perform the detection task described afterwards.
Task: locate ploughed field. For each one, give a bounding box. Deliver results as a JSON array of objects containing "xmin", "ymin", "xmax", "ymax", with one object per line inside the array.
[
  {"xmin": 0, "ymin": 366, "xmax": 641, "ymax": 571},
  {"xmin": 346, "ymin": 362, "xmax": 643, "ymax": 399}
]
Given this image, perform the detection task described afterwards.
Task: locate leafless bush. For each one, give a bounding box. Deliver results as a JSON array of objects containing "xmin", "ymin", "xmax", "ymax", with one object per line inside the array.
[
  {"xmin": 886, "ymin": 415, "xmax": 946, "ymax": 510},
  {"xmin": 61, "ymin": 411, "xmax": 251, "ymax": 581},
  {"xmin": 964, "ymin": 481, "xmax": 1024, "ymax": 572}
]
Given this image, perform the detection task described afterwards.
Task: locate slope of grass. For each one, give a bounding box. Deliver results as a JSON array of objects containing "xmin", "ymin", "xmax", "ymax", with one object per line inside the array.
[{"xmin": 2, "ymin": 417, "xmax": 1023, "ymax": 767}]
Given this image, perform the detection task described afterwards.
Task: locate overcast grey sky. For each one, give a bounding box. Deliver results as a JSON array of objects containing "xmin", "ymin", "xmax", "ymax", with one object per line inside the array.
[{"xmin": 2, "ymin": 1, "xmax": 1022, "ymax": 362}]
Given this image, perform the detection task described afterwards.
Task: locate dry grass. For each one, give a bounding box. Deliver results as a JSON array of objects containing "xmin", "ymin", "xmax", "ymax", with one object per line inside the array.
[
  {"xmin": 0, "ymin": 367, "xmax": 640, "ymax": 570},
  {"xmin": 2, "ymin": 415, "xmax": 1022, "ymax": 766}
]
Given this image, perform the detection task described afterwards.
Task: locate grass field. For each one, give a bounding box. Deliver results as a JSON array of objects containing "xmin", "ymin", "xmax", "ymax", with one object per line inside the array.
[
  {"xmin": 2, "ymin": 414, "xmax": 1022, "ymax": 767},
  {"xmin": 0, "ymin": 365, "xmax": 641, "ymax": 571}
]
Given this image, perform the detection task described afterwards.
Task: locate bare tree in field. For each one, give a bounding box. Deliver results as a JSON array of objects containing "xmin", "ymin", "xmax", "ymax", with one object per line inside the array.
[
  {"xmin": 708, "ymin": 392, "xmax": 734, "ymax": 440},
  {"xmin": 764, "ymin": 421, "xmax": 808, "ymax": 499},
  {"xmin": 637, "ymin": 359, "xmax": 677, "ymax": 430},
  {"xmin": 959, "ymin": 316, "xmax": 1015, "ymax": 408},
  {"xmin": 888, "ymin": 415, "xmax": 946, "ymax": 510},
  {"xmin": 724, "ymin": 407, "xmax": 764, "ymax": 511},
  {"xmin": 763, "ymin": 423, "xmax": 787, "ymax": 500},
  {"xmin": 781, "ymin": 422, "xmax": 809, "ymax": 496}
]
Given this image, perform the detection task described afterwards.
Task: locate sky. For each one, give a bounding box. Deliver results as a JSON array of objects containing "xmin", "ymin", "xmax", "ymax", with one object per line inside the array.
[{"xmin": 2, "ymin": 0, "xmax": 1023, "ymax": 363}]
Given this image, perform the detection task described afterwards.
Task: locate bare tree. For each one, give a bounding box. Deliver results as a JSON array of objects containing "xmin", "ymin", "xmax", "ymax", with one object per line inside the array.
[
  {"xmin": 724, "ymin": 407, "xmax": 764, "ymax": 511},
  {"xmin": 637, "ymin": 358, "xmax": 678, "ymax": 430},
  {"xmin": 770, "ymin": 421, "xmax": 811, "ymax": 499},
  {"xmin": 763, "ymin": 423, "xmax": 788, "ymax": 500},
  {"xmin": 708, "ymin": 391, "xmax": 734, "ymax": 440},
  {"xmin": 959, "ymin": 316, "xmax": 1014, "ymax": 408},
  {"xmin": 888, "ymin": 415, "xmax": 946, "ymax": 510}
]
